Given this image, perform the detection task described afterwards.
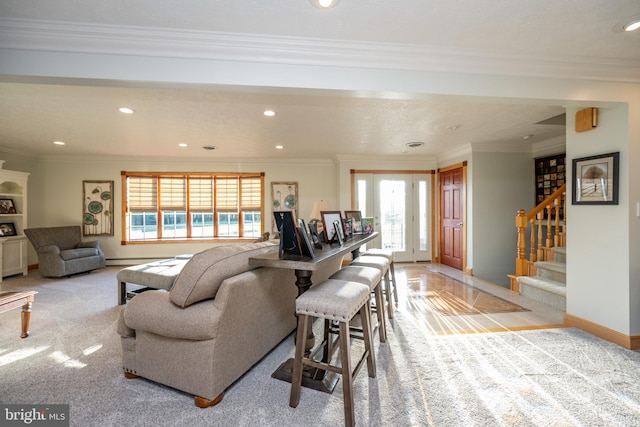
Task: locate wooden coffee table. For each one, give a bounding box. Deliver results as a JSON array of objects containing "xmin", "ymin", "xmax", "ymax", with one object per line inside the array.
[{"xmin": 0, "ymin": 291, "xmax": 37, "ymax": 338}]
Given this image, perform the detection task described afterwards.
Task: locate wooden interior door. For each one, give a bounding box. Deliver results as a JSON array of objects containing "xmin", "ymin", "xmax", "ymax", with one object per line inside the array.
[{"xmin": 439, "ymin": 165, "xmax": 465, "ymax": 270}]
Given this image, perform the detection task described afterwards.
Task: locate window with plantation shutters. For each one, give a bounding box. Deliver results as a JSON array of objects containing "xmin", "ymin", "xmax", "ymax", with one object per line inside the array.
[{"xmin": 122, "ymin": 171, "xmax": 264, "ymax": 242}]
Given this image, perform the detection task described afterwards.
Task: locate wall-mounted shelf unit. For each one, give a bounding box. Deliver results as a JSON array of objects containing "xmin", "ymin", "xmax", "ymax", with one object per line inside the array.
[{"xmin": 0, "ymin": 161, "xmax": 30, "ymax": 282}]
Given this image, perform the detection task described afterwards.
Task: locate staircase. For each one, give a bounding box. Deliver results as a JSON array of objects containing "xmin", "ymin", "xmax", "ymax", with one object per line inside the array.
[
  {"xmin": 509, "ymin": 184, "xmax": 567, "ymax": 311},
  {"xmin": 516, "ymin": 246, "xmax": 566, "ymax": 311}
]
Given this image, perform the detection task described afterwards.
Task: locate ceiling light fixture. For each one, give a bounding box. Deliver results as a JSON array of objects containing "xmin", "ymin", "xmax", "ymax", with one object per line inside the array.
[
  {"xmin": 405, "ymin": 141, "xmax": 425, "ymax": 148},
  {"xmin": 264, "ymin": 110, "xmax": 276, "ymax": 117},
  {"xmin": 178, "ymin": 143, "xmax": 188, "ymax": 147},
  {"xmin": 612, "ymin": 14, "xmax": 640, "ymax": 32},
  {"xmin": 275, "ymin": 145, "xmax": 284, "ymax": 150},
  {"xmin": 309, "ymin": 0, "xmax": 340, "ymax": 9},
  {"xmin": 523, "ymin": 134, "xmax": 535, "ymax": 140},
  {"xmin": 118, "ymin": 107, "xmax": 135, "ymax": 114},
  {"xmin": 53, "ymin": 140, "xmax": 65, "ymax": 146}
]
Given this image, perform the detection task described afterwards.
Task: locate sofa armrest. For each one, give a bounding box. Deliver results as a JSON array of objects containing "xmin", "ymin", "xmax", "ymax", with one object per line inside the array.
[{"xmin": 123, "ymin": 291, "xmax": 222, "ymax": 341}]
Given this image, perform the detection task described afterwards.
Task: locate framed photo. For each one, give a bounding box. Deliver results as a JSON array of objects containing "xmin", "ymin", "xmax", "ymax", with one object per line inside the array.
[
  {"xmin": 0, "ymin": 222, "xmax": 17, "ymax": 237},
  {"xmin": 344, "ymin": 210, "xmax": 363, "ymax": 234},
  {"xmin": 271, "ymin": 182, "xmax": 298, "ymax": 233},
  {"xmin": 273, "ymin": 211, "xmax": 300, "ymax": 259},
  {"xmin": 361, "ymin": 217, "xmax": 374, "ymax": 235},
  {"xmin": 321, "ymin": 211, "xmax": 345, "ymax": 243},
  {"xmin": 0, "ymin": 199, "xmax": 16, "ymax": 214},
  {"xmin": 83, "ymin": 180, "xmax": 114, "ymax": 236},
  {"xmin": 534, "ymin": 153, "xmax": 565, "ymax": 205},
  {"xmin": 572, "ymin": 152, "xmax": 619, "ymax": 205},
  {"xmin": 342, "ymin": 217, "xmax": 353, "ymax": 238},
  {"xmin": 296, "ymin": 219, "xmax": 315, "ymax": 259}
]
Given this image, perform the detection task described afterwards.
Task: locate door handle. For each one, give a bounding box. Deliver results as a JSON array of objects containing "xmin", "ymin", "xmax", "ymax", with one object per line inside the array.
[{"xmin": 458, "ymin": 222, "xmax": 463, "ymax": 226}]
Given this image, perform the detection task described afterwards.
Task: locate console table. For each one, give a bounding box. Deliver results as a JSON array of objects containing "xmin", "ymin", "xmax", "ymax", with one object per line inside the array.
[
  {"xmin": 249, "ymin": 232, "xmax": 378, "ymax": 393},
  {"xmin": 0, "ymin": 290, "xmax": 37, "ymax": 338}
]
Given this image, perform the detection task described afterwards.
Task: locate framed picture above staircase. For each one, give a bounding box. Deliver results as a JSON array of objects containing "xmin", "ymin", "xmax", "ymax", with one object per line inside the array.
[{"xmin": 534, "ymin": 153, "xmax": 566, "ymax": 205}]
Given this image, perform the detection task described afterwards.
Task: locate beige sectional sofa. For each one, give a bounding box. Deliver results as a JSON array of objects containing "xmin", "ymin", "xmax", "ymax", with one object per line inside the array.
[{"xmin": 117, "ymin": 241, "xmax": 341, "ymax": 407}]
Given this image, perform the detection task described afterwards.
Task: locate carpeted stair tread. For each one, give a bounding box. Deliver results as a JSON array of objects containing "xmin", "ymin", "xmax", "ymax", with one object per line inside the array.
[
  {"xmin": 517, "ymin": 275, "xmax": 566, "ymax": 296},
  {"xmin": 534, "ymin": 260, "xmax": 566, "ymax": 274}
]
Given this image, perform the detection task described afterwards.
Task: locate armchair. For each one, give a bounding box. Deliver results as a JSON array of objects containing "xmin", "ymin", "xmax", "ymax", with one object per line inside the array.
[{"xmin": 24, "ymin": 226, "xmax": 106, "ymax": 277}]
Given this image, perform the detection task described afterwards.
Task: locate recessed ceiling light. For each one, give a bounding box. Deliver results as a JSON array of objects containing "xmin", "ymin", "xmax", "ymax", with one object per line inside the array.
[
  {"xmin": 625, "ymin": 20, "xmax": 640, "ymax": 32},
  {"xmin": 178, "ymin": 143, "xmax": 188, "ymax": 147},
  {"xmin": 53, "ymin": 140, "xmax": 65, "ymax": 146},
  {"xmin": 264, "ymin": 110, "xmax": 276, "ymax": 117},
  {"xmin": 523, "ymin": 134, "xmax": 535, "ymax": 140},
  {"xmin": 118, "ymin": 107, "xmax": 135, "ymax": 114},
  {"xmin": 275, "ymin": 145, "xmax": 284, "ymax": 150},
  {"xmin": 405, "ymin": 141, "xmax": 425, "ymax": 148},
  {"xmin": 612, "ymin": 15, "xmax": 640, "ymax": 32},
  {"xmin": 310, "ymin": 0, "xmax": 340, "ymax": 9},
  {"xmin": 447, "ymin": 125, "xmax": 461, "ymax": 130}
]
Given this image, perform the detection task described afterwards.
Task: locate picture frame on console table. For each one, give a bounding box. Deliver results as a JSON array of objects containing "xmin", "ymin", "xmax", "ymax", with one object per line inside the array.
[
  {"xmin": 361, "ymin": 217, "xmax": 374, "ymax": 235},
  {"xmin": 321, "ymin": 211, "xmax": 345, "ymax": 243},
  {"xmin": 344, "ymin": 210, "xmax": 362, "ymax": 234},
  {"xmin": 572, "ymin": 152, "xmax": 619, "ymax": 205},
  {"xmin": 274, "ymin": 211, "xmax": 301, "ymax": 259}
]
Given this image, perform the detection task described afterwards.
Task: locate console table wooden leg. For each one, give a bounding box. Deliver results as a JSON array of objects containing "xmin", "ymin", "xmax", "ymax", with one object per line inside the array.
[
  {"xmin": 20, "ymin": 301, "xmax": 33, "ymax": 338},
  {"xmin": 294, "ymin": 269, "xmax": 315, "ymax": 352}
]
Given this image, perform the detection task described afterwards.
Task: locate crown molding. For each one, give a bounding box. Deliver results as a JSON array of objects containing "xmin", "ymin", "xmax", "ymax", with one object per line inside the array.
[{"xmin": 1, "ymin": 18, "xmax": 639, "ymax": 83}]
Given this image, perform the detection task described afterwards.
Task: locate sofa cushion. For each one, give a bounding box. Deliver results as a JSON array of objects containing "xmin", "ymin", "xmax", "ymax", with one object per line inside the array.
[
  {"xmin": 59, "ymin": 247, "xmax": 99, "ymax": 261},
  {"xmin": 170, "ymin": 241, "xmax": 278, "ymax": 308}
]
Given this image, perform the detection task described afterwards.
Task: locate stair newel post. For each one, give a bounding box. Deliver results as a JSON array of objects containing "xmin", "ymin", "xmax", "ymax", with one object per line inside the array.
[
  {"xmin": 515, "ymin": 209, "xmax": 528, "ymax": 277},
  {"xmin": 536, "ymin": 211, "xmax": 544, "ymax": 262}
]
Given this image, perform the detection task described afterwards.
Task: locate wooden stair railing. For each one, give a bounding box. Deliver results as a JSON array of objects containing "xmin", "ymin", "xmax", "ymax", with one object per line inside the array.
[{"xmin": 509, "ymin": 184, "xmax": 566, "ymax": 292}]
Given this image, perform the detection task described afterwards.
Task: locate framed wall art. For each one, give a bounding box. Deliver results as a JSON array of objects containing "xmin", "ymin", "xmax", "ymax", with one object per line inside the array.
[
  {"xmin": 572, "ymin": 152, "xmax": 619, "ymax": 205},
  {"xmin": 83, "ymin": 180, "xmax": 114, "ymax": 236},
  {"xmin": 534, "ymin": 153, "xmax": 565, "ymax": 205},
  {"xmin": 271, "ymin": 181, "xmax": 298, "ymax": 233}
]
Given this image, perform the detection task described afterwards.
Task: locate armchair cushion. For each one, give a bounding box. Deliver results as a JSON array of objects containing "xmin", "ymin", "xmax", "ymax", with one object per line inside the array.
[{"xmin": 60, "ymin": 248, "xmax": 99, "ymax": 261}]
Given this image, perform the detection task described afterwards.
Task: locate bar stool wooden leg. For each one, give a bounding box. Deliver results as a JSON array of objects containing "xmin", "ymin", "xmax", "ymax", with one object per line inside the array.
[
  {"xmin": 290, "ymin": 313, "xmax": 309, "ymax": 408},
  {"xmin": 339, "ymin": 321, "xmax": 355, "ymax": 426}
]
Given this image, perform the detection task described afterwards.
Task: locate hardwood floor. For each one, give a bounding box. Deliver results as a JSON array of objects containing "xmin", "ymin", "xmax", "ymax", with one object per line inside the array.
[{"xmin": 391, "ymin": 262, "xmax": 566, "ymax": 335}]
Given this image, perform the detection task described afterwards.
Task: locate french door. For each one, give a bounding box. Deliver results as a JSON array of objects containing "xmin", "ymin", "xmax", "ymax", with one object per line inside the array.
[{"xmin": 352, "ymin": 172, "xmax": 432, "ymax": 262}]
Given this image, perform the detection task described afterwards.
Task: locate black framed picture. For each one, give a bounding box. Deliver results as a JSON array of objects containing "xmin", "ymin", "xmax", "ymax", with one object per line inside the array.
[
  {"xmin": 572, "ymin": 152, "xmax": 619, "ymax": 205},
  {"xmin": 0, "ymin": 222, "xmax": 17, "ymax": 237},
  {"xmin": 273, "ymin": 211, "xmax": 300, "ymax": 258}
]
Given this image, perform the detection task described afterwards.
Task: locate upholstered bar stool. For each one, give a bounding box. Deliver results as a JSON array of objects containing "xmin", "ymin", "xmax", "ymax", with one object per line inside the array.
[
  {"xmin": 349, "ymin": 255, "xmax": 394, "ymax": 319},
  {"xmin": 360, "ymin": 248, "xmax": 399, "ymax": 307},
  {"xmin": 290, "ymin": 279, "xmax": 376, "ymax": 427},
  {"xmin": 330, "ymin": 265, "xmax": 387, "ymax": 342}
]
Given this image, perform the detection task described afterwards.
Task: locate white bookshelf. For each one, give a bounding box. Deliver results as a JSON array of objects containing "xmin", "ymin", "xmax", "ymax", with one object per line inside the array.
[{"xmin": 0, "ymin": 161, "xmax": 30, "ymax": 282}]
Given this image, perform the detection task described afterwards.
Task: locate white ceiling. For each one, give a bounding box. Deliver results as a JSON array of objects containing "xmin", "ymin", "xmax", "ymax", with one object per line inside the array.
[{"xmin": 0, "ymin": 0, "xmax": 638, "ymax": 160}]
